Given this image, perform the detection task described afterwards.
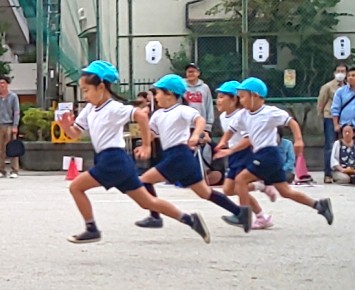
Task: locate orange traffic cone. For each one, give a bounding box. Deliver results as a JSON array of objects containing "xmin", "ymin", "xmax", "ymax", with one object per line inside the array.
[
  {"xmin": 295, "ymin": 154, "xmax": 313, "ymax": 183},
  {"xmin": 66, "ymin": 157, "xmax": 79, "ymax": 180}
]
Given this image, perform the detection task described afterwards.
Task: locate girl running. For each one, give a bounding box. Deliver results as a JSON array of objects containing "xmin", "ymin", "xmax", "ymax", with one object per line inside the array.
[
  {"xmin": 59, "ymin": 61, "xmax": 210, "ymax": 244},
  {"xmin": 214, "ymin": 80, "xmax": 276, "ymax": 229},
  {"xmin": 225, "ymin": 77, "xmax": 333, "ymax": 226},
  {"xmin": 134, "ymin": 74, "xmax": 252, "ymax": 233}
]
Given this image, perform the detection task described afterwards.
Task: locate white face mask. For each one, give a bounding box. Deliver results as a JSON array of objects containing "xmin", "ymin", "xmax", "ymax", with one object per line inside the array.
[{"xmin": 335, "ymin": 73, "xmax": 346, "ymax": 82}]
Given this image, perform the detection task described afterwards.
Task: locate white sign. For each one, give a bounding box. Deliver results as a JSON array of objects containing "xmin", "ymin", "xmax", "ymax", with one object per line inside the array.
[
  {"xmin": 333, "ymin": 36, "xmax": 351, "ymax": 59},
  {"xmin": 58, "ymin": 102, "xmax": 73, "ymax": 111},
  {"xmin": 62, "ymin": 156, "xmax": 83, "ymax": 171},
  {"xmin": 253, "ymin": 39, "xmax": 269, "ymax": 62},
  {"xmin": 145, "ymin": 41, "xmax": 162, "ymax": 64}
]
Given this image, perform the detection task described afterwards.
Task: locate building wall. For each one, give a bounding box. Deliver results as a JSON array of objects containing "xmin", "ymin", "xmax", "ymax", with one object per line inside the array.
[{"xmin": 59, "ymin": 0, "xmax": 355, "ymax": 97}]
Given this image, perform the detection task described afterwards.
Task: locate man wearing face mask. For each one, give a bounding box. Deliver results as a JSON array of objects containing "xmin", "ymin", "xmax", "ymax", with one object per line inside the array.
[{"xmin": 317, "ymin": 63, "xmax": 347, "ymax": 183}]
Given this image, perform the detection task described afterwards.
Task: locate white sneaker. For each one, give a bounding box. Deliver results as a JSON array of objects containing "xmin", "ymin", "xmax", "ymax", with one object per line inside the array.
[
  {"xmin": 0, "ymin": 172, "xmax": 6, "ymax": 178},
  {"xmin": 9, "ymin": 172, "xmax": 18, "ymax": 179}
]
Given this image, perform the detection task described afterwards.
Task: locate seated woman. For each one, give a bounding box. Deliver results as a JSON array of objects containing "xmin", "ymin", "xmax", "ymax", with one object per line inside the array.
[
  {"xmin": 277, "ymin": 127, "xmax": 295, "ymax": 184},
  {"xmin": 331, "ymin": 124, "xmax": 355, "ymax": 184}
]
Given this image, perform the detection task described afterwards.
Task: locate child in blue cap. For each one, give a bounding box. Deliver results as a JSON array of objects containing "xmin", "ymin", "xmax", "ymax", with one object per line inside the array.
[
  {"xmin": 59, "ymin": 61, "xmax": 211, "ymax": 244},
  {"xmin": 214, "ymin": 80, "xmax": 276, "ymax": 229},
  {"xmin": 218, "ymin": 77, "xmax": 333, "ymax": 226},
  {"xmin": 134, "ymin": 74, "xmax": 252, "ymax": 233}
]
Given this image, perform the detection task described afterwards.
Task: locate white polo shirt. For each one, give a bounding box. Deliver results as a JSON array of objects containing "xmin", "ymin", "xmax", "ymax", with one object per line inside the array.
[
  {"xmin": 74, "ymin": 99, "xmax": 136, "ymax": 153},
  {"xmin": 150, "ymin": 103, "xmax": 200, "ymax": 150},
  {"xmin": 229, "ymin": 105, "xmax": 292, "ymax": 152},
  {"xmin": 220, "ymin": 108, "xmax": 248, "ymax": 148}
]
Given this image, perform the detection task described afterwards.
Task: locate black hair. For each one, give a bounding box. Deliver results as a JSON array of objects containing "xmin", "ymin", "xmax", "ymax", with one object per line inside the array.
[
  {"xmin": 340, "ymin": 123, "xmax": 353, "ymax": 135},
  {"xmin": 137, "ymin": 91, "xmax": 148, "ymax": 99},
  {"xmin": 348, "ymin": 67, "xmax": 355, "ymax": 74},
  {"xmin": 334, "ymin": 63, "xmax": 348, "ymax": 72},
  {"xmin": 160, "ymin": 88, "xmax": 189, "ymax": 105},
  {"xmin": 81, "ymin": 72, "xmax": 126, "ymax": 102},
  {"xmin": 0, "ymin": 75, "xmax": 11, "ymax": 84},
  {"xmin": 148, "ymin": 88, "xmax": 157, "ymax": 96}
]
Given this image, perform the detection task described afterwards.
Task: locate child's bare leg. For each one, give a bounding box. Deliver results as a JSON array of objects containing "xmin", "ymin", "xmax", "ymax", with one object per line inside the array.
[
  {"xmin": 235, "ymin": 169, "xmax": 258, "ymax": 205},
  {"xmin": 67, "ymin": 172, "xmax": 102, "ymax": 243},
  {"xmin": 135, "ymin": 167, "xmax": 167, "ymax": 228},
  {"xmin": 128, "ymin": 187, "xmax": 211, "ymax": 243},
  {"xmin": 273, "ymin": 182, "xmax": 334, "ymax": 225},
  {"xmin": 190, "ymin": 180, "xmax": 252, "ymax": 233}
]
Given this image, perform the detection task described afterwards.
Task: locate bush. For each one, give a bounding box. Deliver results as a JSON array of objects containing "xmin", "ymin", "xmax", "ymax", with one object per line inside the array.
[{"xmin": 21, "ymin": 108, "xmax": 54, "ymax": 141}]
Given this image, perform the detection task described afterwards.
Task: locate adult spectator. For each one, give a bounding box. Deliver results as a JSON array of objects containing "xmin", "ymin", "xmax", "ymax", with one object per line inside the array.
[
  {"xmin": 184, "ymin": 63, "xmax": 214, "ymax": 134},
  {"xmin": 318, "ymin": 63, "xmax": 348, "ymax": 183},
  {"xmin": 0, "ymin": 75, "xmax": 20, "ymax": 178},
  {"xmin": 330, "ymin": 124, "xmax": 355, "ymax": 184},
  {"xmin": 136, "ymin": 91, "xmax": 150, "ymax": 115},
  {"xmin": 332, "ymin": 67, "xmax": 355, "ymax": 131}
]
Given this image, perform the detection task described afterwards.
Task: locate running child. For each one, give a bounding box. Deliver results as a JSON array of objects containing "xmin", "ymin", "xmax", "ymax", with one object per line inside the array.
[
  {"xmin": 59, "ymin": 60, "xmax": 210, "ymax": 244},
  {"xmin": 225, "ymin": 77, "xmax": 333, "ymax": 225},
  {"xmin": 214, "ymin": 80, "xmax": 276, "ymax": 229},
  {"xmin": 134, "ymin": 74, "xmax": 252, "ymax": 232}
]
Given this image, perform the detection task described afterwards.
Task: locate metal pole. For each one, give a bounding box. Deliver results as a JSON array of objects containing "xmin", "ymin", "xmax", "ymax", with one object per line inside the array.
[
  {"xmin": 241, "ymin": 0, "xmax": 249, "ymax": 79},
  {"xmin": 96, "ymin": 0, "xmax": 100, "ymax": 59},
  {"xmin": 116, "ymin": 0, "xmax": 120, "ymax": 94},
  {"xmin": 36, "ymin": 0, "xmax": 44, "ymax": 108},
  {"xmin": 128, "ymin": 0, "xmax": 134, "ymax": 99}
]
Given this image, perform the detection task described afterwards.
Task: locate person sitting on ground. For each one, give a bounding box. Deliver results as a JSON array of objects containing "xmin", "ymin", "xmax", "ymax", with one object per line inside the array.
[
  {"xmin": 277, "ymin": 127, "xmax": 295, "ymax": 184},
  {"xmin": 330, "ymin": 124, "xmax": 355, "ymax": 184}
]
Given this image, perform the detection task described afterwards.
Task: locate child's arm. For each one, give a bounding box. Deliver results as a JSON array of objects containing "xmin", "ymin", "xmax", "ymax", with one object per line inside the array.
[
  {"xmin": 59, "ymin": 112, "xmax": 82, "ymax": 139},
  {"xmin": 133, "ymin": 109, "xmax": 151, "ymax": 159},
  {"xmin": 189, "ymin": 116, "xmax": 206, "ymax": 147},
  {"xmin": 215, "ymin": 130, "xmax": 234, "ymax": 151},
  {"xmin": 287, "ymin": 119, "xmax": 304, "ymax": 156},
  {"xmin": 214, "ymin": 137, "xmax": 251, "ymax": 159}
]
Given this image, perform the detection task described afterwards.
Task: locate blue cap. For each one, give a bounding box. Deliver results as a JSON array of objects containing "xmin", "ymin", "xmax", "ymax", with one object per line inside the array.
[
  {"xmin": 237, "ymin": 77, "xmax": 268, "ymax": 98},
  {"xmin": 216, "ymin": 80, "xmax": 240, "ymax": 95},
  {"xmin": 82, "ymin": 60, "xmax": 119, "ymax": 83},
  {"xmin": 153, "ymin": 74, "xmax": 187, "ymax": 96}
]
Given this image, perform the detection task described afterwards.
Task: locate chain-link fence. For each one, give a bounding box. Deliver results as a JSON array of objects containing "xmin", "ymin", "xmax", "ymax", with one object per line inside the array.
[{"xmin": 14, "ymin": 0, "xmax": 355, "ymax": 102}]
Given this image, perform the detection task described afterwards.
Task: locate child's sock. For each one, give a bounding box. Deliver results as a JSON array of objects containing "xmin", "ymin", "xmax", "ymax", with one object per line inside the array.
[
  {"xmin": 143, "ymin": 183, "xmax": 161, "ymax": 219},
  {"xmin": 208, "ymin": 189, "xmax": 241, "ymax": 216},
  {"xmin": 85, "ymin": 219, "xmax": 98, "ymax": 232},
  {"xmin": 313, "ymin": 200, "xmax": 322, "ymax": 211},
  {"xmin": 253, "ymin": 181, "xmax": 266, "ymax": 191},
  {"xmin": 180, "ymin": 213, "xmax": 193, "ymax": 227}
]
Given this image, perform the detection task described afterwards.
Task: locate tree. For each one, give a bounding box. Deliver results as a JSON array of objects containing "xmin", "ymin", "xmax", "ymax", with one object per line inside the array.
[
  {"xmin": 0, "ymin": 24, "xmax": 11, "ymax": 76},
  {"xmin": 205, "ymin": 0, "xmax": 353, "ymax": 97}
]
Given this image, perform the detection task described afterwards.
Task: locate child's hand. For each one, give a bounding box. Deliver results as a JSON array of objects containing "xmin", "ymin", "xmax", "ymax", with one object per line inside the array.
[
  {"xmin": 214, "ymin": 142, "xmax": 227, "ymax": 152},
  {"xmin": 188, "ymin": 134, "xmax": 200, "ymax": 149},
  {"xmin": 293, "ymin": 139, "xmax": 304, "ymax": 156},
  {"xmin": 59, "ymin": 112, "xmax": 74, "ymax": 130},
  {"xmin": 134, "ymin": 145, "xmax": 151, "ymax": 160},
  {"xmin": 213, "ymin": 149, "xmax": 231, "ymax": 159}
]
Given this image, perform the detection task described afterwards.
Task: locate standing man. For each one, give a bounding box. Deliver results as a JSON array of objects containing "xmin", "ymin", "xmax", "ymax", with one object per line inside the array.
[
  {"xmin": 332, "ymin": 67, "xmax": 355, "ymax": 131},
  {"xmin": 184, "ymin": 63, "xmax": 214, "ymax": 134},
  {"xmin": 317, "ymin": 63, "xmax": 347, "ymax": 183},
  {"xmin": 0, "ymin": 75, "xmax": 20, "ymax": 178}
]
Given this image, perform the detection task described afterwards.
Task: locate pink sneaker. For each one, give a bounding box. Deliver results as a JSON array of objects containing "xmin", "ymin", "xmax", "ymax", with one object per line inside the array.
[
  {"xmin": 262, "ymin": 186, "xmax": 278, "ymax": 202},
  {"xmin": 252, "ymin": 215, "xmax": 274, "ymax": 230}
]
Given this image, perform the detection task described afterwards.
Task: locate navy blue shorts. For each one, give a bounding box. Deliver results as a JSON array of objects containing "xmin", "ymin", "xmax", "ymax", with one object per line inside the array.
[
  {"xmin": 89, "ymin": 148, "xmax": 142, "ymax": 193},
  {"xmin": 246, "ymin": 147, "xmax": 286, "ymax": 185},
  {"xmin": 226, "ymin": 147, "xmax": 252, "ymax": 180},
  {"xmin": 155, "ymin": 144, "xmax": 202, "ymax": 187}
]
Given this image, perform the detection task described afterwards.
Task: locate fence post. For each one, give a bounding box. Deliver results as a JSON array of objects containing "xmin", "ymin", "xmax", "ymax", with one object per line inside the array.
[{"xmin": 241, "ymin": 0, "xmax": 249, "ymax": 79}]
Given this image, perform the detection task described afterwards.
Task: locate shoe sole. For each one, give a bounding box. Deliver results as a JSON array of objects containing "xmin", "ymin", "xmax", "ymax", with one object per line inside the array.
[
  {"xmin": 134, "ymin": 221, "xmax": 163, "ymax": 228},
  {"xmin": 194, "ymin": 212, "xmax": 211, "ymax": 244},
  {"xmin": 221, "ymin": 216, "xmax": 240, "ymax": 226},
  {"xmin": 324, "ymin": 198, "xmax": 334, "ymax": 225},
  {"xmin": 67, "ymin": 236, "xmax": 101, "ymax": 244}
]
